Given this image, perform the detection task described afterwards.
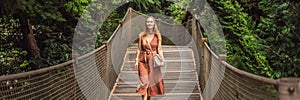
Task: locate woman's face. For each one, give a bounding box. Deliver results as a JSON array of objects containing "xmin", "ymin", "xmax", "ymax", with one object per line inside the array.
[{"xmin": 146, "ymin": 17, "xmax": 155, "ymax": 29}]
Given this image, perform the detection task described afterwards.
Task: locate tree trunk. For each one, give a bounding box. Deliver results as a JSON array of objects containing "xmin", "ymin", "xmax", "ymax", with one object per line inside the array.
[{"xmin": 20, "ymin": 18, "xmax": 40, "ymax": 58}]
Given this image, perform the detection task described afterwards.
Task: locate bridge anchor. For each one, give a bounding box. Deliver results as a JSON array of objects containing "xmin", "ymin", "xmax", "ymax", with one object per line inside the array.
[{"xmin": 278, "ymin": 78, "xmax": 300, "ymax": 100}]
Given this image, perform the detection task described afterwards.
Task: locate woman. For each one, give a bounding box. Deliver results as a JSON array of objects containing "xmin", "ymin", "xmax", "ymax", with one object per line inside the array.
[{"xmin": 135, "ymin": 16, "xmax": 165, "ymax": 100}]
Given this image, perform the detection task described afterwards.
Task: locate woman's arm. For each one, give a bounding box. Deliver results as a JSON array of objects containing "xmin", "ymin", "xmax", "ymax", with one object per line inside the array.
[
  {"xmin": 157, "ymin": 34, "xmax": 164, "ymax": 62},
  {"xmin": 135, "ymin": 33, "xmax": 143, "ymax": 69}
]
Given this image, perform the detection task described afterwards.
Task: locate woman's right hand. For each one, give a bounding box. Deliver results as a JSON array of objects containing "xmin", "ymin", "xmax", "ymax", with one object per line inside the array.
[{"xmin": 134, "ymin": 61, "xmax": 139, "ymax": 70}]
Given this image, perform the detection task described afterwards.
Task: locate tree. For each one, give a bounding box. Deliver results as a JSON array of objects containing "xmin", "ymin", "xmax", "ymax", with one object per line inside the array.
[
  {"xmin": 0, "ymin": 0, "xmax": 40, "ymax": 58},
  {"xmin": 255, "ymin": 0, "xmax": 300, "ymax": 78},
  {"xmin": 207, "ymin": 0, "xmax": 273, "ymax": 77},
  {"xmin": 237, "ymin": 0, "xmax": 300, "ymax": 78},
  {"xmin": 0, "ymin": 0, "xmax": 81, "ymax": 74}
]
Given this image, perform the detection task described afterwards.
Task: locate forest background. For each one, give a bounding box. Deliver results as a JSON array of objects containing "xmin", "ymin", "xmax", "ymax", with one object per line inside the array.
[{"xmin": 0, "ymin": 0, "xmax": 299, "ymax": 79}]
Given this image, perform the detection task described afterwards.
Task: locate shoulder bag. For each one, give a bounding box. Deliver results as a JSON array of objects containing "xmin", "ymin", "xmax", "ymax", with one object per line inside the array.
[{"xmin": 147, "ymin": 40, "xmax": 164, "ymax": 67}]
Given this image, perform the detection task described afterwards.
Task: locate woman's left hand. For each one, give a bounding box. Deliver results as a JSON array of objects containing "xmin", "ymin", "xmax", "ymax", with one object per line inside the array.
[{"xmin": 160, "ymin": 61, "xmax": 164, "ymax": 67}]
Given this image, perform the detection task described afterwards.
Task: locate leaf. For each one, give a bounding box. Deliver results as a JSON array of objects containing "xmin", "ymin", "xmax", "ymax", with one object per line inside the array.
[{"xmin": 148, "ymin": 0, "xmax": 154, "ymax": 4}]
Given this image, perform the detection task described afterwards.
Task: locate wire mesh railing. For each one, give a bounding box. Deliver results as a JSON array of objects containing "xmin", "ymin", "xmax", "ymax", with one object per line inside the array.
[
  {"xmin": 0, "ymin": 44, "xmax": 114, "ymax": 99},
  {"xmin": 184, "ymin": 10, "xmax": 300, "ymax": 100},
  {"xmin": 0, "ymin": 59, "xmax": 84, "ymax": 99},
  {"xmin": 215, "ymin": 61, "xmax": 278, "ymax": 99},
  {"xmin": 184, "ymin": 13, "xmax": 280, "ymax": 99},
  {"xmin": 0, "ymin": 7, "xmax": 132, "ymax": 100}
]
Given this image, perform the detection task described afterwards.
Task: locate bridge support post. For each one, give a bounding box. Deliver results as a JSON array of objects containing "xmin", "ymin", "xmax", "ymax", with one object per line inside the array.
[
  {"xmin": 201, "ymin": 38, "xmax": 208, "ymax": 87},
  {"xmin": 218, "ymin": 54, "xmax": 226, "ymax": 62},
  {"xmin": 102, "ymin": 41, "xmax": 110, "ymax": 88},
  {"xmin": 278, "ymin": 78, "xmax": 300, "ymax": 100},
  {"xmin": 192, "ymin": 17, "xmax": 198, "ymax": 45}
]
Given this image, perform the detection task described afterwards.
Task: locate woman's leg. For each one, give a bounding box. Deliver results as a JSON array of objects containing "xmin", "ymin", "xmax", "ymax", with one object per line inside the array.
[
  {"xmin": 142, "ymin": 95, "xmax": 145, "ymax": 100},
  {"xmin": 137, "ymin": 62, "xmax": 150, "ymax": 100},
  {"xmin": 143, "ymin": 91, "xmax": 148, "ymax": 100}
]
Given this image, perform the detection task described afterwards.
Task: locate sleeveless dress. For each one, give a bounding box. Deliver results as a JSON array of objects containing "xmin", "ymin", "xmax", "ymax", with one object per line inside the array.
[{"xmin": 136, "ymin": 34, "xmax": 164, "ymax": 96}]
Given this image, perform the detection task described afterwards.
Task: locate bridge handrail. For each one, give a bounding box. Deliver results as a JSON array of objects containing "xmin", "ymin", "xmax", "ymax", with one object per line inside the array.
[
  {"xmin": 203, "ymin": 42, "xmax": 219, "ymax": 59},
  {"xmin": 201, "ymin": 30, "xmax": 277, "ymax": 85},
  {"xmin": 0, "ymin": 42, "xmax": 106, "ymax": 81},
  {"xmin": 0, "ymin": 60, "xmax": 73, "ymax": 81},
  {"xmin": 189, "ymin": 10, "xmax": 300, "ymax": 99},
  {"xmin": 221, "ymin": 61, "xmax": 277, "ymax": 85}
]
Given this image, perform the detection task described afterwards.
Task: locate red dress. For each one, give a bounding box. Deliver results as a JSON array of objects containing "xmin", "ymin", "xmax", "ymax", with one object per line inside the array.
[{"xmin": 136, "ymin": 34, "xmax": 164, "ymax": 96}]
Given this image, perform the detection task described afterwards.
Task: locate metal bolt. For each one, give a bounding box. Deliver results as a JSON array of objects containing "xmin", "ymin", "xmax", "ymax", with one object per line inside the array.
[{"xmin": 288, "ymin": 86, "xmax": 295, "ymax": 93}]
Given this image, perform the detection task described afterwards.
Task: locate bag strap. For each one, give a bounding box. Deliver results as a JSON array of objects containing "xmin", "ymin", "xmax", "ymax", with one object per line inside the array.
[{"xmin": 146, "ymin": 40, "xmax": 154, "ymax": 56}]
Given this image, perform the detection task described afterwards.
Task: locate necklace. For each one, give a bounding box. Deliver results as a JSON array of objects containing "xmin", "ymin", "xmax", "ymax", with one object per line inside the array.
[{"xmin": 146, "ymin": 34, "xmax": 154, "ymax": 43}]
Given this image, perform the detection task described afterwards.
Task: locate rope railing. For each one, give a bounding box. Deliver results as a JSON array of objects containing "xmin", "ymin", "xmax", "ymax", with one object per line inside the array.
[
  {"xmin": 0, "ymin": 45, "xmax": 113, "ymax": 99},
  {"xmin": 185, "ymin": 11, "xmax": 300, "ymax": 99},
  {"xmin": 216, "ymin": 61, "xmax": 278, "ymax": 99},
  {"xmin": 0, "ymin": 57, "xmax": 82, "ymax": 99},
  {"xmin": 0, "ymin": 7, "xmax": 133, "ymax": 100}
]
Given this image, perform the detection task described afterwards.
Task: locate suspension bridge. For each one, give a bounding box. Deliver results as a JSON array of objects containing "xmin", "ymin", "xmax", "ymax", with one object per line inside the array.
[{"xmin": 0, "ymin": 8, "xmax": 299, "ymax": 100}]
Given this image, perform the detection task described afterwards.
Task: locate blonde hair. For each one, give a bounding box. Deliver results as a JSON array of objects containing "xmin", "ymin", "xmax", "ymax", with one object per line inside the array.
[{"xmin": 143, "ymin": 16, "xmax": 162, "ymax": 42}]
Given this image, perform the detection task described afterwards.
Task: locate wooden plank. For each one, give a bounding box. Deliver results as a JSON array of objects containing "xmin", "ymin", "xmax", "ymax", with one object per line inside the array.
[
  {"xmin": 119, "ymin": 72, "xmax": 197, "ymax": 79},
  {"xmin": 126, "ymin": 59, "xmax": 194, "ymax": 63},
  {"xmin": 115, "ymin": 82, "xmax": 198, "ymax": 88},
  {"xmin": 127, "ymin": 45, "xmax": 191, "ymax": 50},
  {"xmin": 113, "ymin": 86, "xmax": 199, "ymax": 94},
  {"xmin": 127, "ymin": 49, "xmax": 193, "ymax": 52},
  {"xmin": 128, "ymin": 45, "xmax": 190, "ymax": 48},
  {"xmin": 112, "ymin": 93, "xmax": 201, "ymax": 96},
  {"xmin": 117, "ymin": 80, "xmax": 197, "ymax": 85},
  {"xmin": 110, "ymin": 45, "xmax": 202, "ymax": 100},
  {"xmin": 121, "ymin": 70, "xmax": 196, "ymax": 73},
  {"xmin": 126, "ymin": 51, "xmax": 193, "ymax": 61},
  {"xmin": 117, "ymin": 71, "xmax": 197, "ymax": 83},
  {"xmin": 127, "ymin": 49, "xmax": 193, "ymax": 53},
  {"xmin": 113, "ymin": 82, "xmax": 199, "ymax": 93},
  {"xmin": 111, "ymin": 93, "xmax": 201, "ymax": 100},
  {"xmin": 117, "ymin": 77, "xmax": 197, "ymax": 84},
  {"xmin": 122, "ymin": 62, "xmax": 194, "ymax": 71}
]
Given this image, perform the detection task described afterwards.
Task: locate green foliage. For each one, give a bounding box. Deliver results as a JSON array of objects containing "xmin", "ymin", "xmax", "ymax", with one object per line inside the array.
[
  {"xmin": 0, "ymin": 0, "xmax": 26, "ymax": 16},
  {"xmin": 0, "ymin": 17, "xmax": 29, "ymax": 75},
  {"xmin": 65, "ymin": 0, "xmax": 90, "ymax": 14},
  {"xmin": 17, "ymin": 0, "xmax": 67, "ymax": 24},
  {"xmin": 195, "ymin": 1, "xmax": 227, "ymax": 54},
  {"xmin": 0, "ymin": 0, "xmax": 88, "ymax": 75},
  {"xmin": 2, "ymin": 0, "xmax": 297, "ymax": 79},
  {"xmin": 70, "ymin": 1, "xmax": 119, "ymax": 55},
  {"xmin": 96, "ymin": 10, "xmax": 122, "ymax": 47},
  {"xmin": 255, "ymin": 0, "xmax": 300, "ymax": 78},
  {"xmin": 129, "ymin": 0, "xmax": 161, "ymax": 12},
  {"xmin": 165, "ymin": 0, "xmax": 189, "ymax": 23},
  {"xmin": 33, "ymin": 31, "xmax": 72, "ymax": 68},
  {"xmin": 208, "ymin": 0, "xmax": 273, "ymax": 77},
  {"xmin": 237, "ymin": 0, "xmax": 300, "ymax": 78}
]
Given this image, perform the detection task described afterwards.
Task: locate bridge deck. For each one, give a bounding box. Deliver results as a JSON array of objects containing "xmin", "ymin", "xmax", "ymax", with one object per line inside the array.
[{"xmin": 109, "ymin": 45, "xmax": 202, "ymax": 100}]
